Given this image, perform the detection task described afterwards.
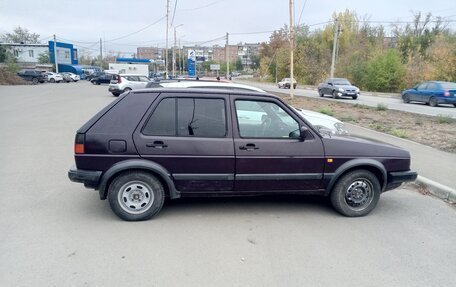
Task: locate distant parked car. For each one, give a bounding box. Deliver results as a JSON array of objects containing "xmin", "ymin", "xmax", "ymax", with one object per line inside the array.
[
  {"xmin": 108, "ymin": 74, "xmax": 151, "ymax": 96},
  {"xmin": 61, "ymin": 72, "xmax": 80, "ymax": 82},
  {"xmin": 294, "ymin": 108, "xmax": 349, "ymax": 135},
  {"xmin": 91, "ymin": 73, "xmax": 113, "ymax": 85},
  {"xmin": 401, "ymin": 81, "xmax": 456, "ymax": 107},
  {"xmin": 318, "ymin": 78, "xmax": 360, "ymax": 99},
  {"xmin": 59, "ymin": 73, "xmax": 72, "ymax": 83},
  {"xmin": 16, "ymin": 70, "xmax": 47, "ymax": 84},
  {"xmin": 45, "ymin": 72, "xmax": 63, "ymax": 83},
  {"xmin": 85, "ymin": 72, "xmax": 103, "ymax": 81},
  {"xmin": 278, "ymin": 78, "xmax": 297, "ymax": 89}
]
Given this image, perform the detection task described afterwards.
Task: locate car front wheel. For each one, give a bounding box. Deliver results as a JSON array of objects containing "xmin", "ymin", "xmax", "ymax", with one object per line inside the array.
[
  {"xmin": 108, "ymin": 171, "xmax": 165, "ymax": 221},
  {"xmin": 332, "ymin": 90, "xmax": 339, "ymax": 99},
  {"xmin": 330, "ymin": 170, "xmax": 381, "ymax": 217},
  {"xmin": 402, "ymin": 94, "xmax": 410, "ymax": 103},
  {"xmin": 32, "ymin": 78, "xmax": 39, "ymax": 84},
  {"xmin": 429, "ymin": 97, "xmax": 438, "ymax": 107}
]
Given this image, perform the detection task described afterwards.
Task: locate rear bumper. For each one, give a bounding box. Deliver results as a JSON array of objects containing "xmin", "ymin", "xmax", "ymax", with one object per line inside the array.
[
  {"xmin": 68, "ymin": 166, "xmax": 102, "ymax": 189},
  {"xmin": 108, "ymin": 86, "xmax": 123, "ymax": 93}
]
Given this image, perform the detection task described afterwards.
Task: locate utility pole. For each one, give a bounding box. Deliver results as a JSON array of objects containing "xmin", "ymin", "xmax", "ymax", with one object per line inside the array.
[
  {"xmin": 289, "ymin": 0, "xmax": 294, "ymax": 99},
  {"xmin": 330, "ymin": 19, "xmax": 339, "ymax": 78},
  {"xmin": 99, "ymin": 37, "xmax": 103, "ymax": 71},
  {"xmin": 165, "ymin": 0, "xmax": 170, "ymax": 79},
  {"xmin": 179, "ymin": 39, "xmax": 182, "ymax": 75},
  {"xmin": 225, "ymin": 32, "xmax": 229, "ymax": 79},
  {"xmin": 172, "ymin": 27, "xmax": 176, "ymax": 78},
  {"xmin": 53, "ymin": 34, "xmax": 58, "ymax": 73}
]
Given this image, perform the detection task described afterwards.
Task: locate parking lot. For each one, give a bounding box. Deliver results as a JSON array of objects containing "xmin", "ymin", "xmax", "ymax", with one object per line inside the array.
[{"xmin": 1, "ymin": 82, "xmax": 455, "ymax": 286}]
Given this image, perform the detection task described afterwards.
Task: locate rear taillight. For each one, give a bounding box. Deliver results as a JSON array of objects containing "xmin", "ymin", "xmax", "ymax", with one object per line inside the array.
[
  {"xmin": 444, "ymin": 90, "xmax": 450, "ymax": 97},
  {"xmin": 116, "ymin": 75, "xmax": 122, "ymax": 83},
  {"xmin": 74, "ymin": 133, "xmax": 85, "ymax": 154}
]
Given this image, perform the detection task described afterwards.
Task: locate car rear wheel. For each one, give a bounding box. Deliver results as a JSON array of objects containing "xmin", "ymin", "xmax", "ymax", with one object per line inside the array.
[
  {"xmin": 123, "ymin": 87, "xmax": 132, "ymax": 93},
  {"xmin": 429, "ymin": 97, "xmax": 438, "ymax": 107},
  {"xmin": 108, "ymin": 171, "xmax": 165, "ymax": 221},
  {"xmin": 330, "ymin": 170, "xmax": 381, "ymax": 217},
  {"xmin": 50, "ymin": 78, "xmax": 55, "ymax": 83},
  {"xmin": 402, "ymin": 94, "xmax": 410, "ymax": 103},
  {"xmin": 318, "ymin": 90, "xmax": 324, "ymax": 97}
]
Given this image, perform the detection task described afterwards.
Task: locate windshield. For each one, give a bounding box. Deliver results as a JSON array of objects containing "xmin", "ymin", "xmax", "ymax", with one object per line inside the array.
[{"xmin": 333, "ymin": 79, "xmax": 351, "ymax": 85}]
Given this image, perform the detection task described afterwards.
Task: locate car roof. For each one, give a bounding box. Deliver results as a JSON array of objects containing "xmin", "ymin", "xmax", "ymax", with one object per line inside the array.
[
  {"xmin": 133, "ymin": 87, "xmax": 277, "ymax": 99},
  {"xmin": 156, "ymin": 81, "xmax": 266, "ymax": 92}
]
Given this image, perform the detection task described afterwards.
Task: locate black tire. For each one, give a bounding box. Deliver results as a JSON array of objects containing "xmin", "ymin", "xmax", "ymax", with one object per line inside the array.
[
  {"xmin": 278, "ymin": 85, "xmax": 281, "ymax": 89},
  {"xmin": 293, "ymin": 84, "xmax": 297, "ymax": 89},
  {"xmin": 108, "ymin": 171, "xmax": 165, "ymax": 221},
  {"xmin": 429, "ymin": 97, "xmax": 438, "ymax": 107},
  {"xmin": 32, "ymin": 78, "xmax": 39, "ymax": 84},
  {"xmin": 112, "ymin": 92, "xmax": 120, "ymax": 97},
  {"xmin": 318, "ymin": 90, "xmax": 324, "ymax": 97},
  {"xmin": 402, "ymin": 94, "xmax": 410, "ymax": 103},
  {"xmin": 453, "ymin": 104, "xmax": 456, "ymax": 108},
  {"xmin": 50, "ymin": 78, "xmax": 55, "ymax": 83},
  {"xmin": 352, "ymin": 95, "xmax": 358, "ymax": 100},
  {"xmin": 96, "ymin": 82, "xmax": 101, "ymax": 85},
  {"xmin": 332, "ymin": 90, "xmax": 339, "ymax": 99},
  {"xmin": 330, "ymin": 170, "xmax": 381, "ymax": 217},
  {"xmin": 123, "ymin": 87, "xmax": 132, "ymax": 93},
  {"xmin": 91, "ymin": 80, "xmax": 96, "ymax": 85}
]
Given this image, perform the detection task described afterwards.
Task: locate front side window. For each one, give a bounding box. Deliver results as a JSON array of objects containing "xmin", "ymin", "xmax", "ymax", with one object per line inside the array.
[
  {"xmin": 235, "ymin": 100, "xmax": 299, "ymax": 138},
  {"xmin": 417, "ymin": 83, "xmax": 428, "ymax": 90},
  {"xmin": 143, "ymin": 97, "xmax": 226, "ymax": 138}
]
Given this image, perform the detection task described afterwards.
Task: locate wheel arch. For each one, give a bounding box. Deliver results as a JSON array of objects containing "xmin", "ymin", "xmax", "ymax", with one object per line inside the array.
[
  {"xmin": 325, "ymin": 159, "xmax": 387, "ymax": 196},
  {"xmin": 98, "ymin": 159, "xmax": 179, "ymax": 200}
]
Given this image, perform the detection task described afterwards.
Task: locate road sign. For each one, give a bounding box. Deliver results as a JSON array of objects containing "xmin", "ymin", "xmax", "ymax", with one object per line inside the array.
[{"xmin": 210, "ymin": 64, "xmax": 220, "ymax": 70}]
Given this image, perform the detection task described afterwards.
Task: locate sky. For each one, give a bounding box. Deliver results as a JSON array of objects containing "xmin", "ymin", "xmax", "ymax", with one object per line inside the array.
[{"xmin": 0, "ymin": 0, "xmax": 455, "ymax": 56}]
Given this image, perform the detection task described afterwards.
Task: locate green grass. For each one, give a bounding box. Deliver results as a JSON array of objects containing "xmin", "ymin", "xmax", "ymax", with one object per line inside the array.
[
  {"xmin": 390, "ymin": 128, "xmax": 408, "ymax": 138},
  {"xmin": 436, "ymin": 114, "xmax": 453, "ymax": 124},
  {"xmin": 318, "ymin": 106, "xmax": 334, "ymax": 116},
  {"xmin": 353, "ymin": 103, "xmax": 370, "ymax": 109},
  {"xmin": 376, "ymin": 103, "xmax": 388, "ymax": 111}
]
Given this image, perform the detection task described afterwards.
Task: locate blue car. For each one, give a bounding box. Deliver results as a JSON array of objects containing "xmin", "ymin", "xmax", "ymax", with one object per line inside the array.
[{"xmin": 401, "ymin": 81, "xmax": 456, "ymax": 107}]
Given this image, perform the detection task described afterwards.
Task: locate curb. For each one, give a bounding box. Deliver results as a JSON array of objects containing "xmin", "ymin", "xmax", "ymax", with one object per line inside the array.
[{"xmin": 415, "ymin": 175, "xmax": 456, "ymax": 203}]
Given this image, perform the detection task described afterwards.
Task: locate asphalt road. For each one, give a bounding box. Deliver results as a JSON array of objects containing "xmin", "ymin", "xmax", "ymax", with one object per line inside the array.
[
  {"xmin": 1, "ymin": 82, "xmax": 455, "ymax": 287},
  {"xmin": 238, "ymin": 81, "xmax": 456, "ymax": 118}
]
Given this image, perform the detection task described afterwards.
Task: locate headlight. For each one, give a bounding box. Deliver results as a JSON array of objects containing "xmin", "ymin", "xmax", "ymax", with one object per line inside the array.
[
  {"xmin": 356, "ymin": 88, "xmax": 360, "ymax": 92},
  {"xmin": 338, "ymin": 87, "xmax": 344, "ymax": 92}
]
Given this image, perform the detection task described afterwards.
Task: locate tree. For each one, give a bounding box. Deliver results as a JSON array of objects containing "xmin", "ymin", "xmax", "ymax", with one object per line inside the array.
[
  {"xmin": 1, "ymin": 26, "xmax": 40, "ymax": 44},
  {"xmin": 37, "ymin": 52, "xmax": 50, "ymax": 64}
]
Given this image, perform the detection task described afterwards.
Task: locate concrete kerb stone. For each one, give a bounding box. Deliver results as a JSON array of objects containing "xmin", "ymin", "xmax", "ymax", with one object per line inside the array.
[{"xmin": 415, "ymin": 175, "xmax": 456, "ymax": 203}]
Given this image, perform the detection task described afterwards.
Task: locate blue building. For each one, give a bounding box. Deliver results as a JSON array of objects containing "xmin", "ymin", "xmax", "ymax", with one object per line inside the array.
[{"xmin": 48, "ymin": 41, "xmax": 85, "ymax": 75}]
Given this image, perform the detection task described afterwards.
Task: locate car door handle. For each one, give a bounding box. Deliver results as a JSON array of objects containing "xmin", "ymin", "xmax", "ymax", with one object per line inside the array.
[
  {"xmin": 239, "ymin": 143, "xmax": 259, "ymax": 151},
  {"xmin": 146, "ymin": 141, "xmax": 168, "ymax": 148}
]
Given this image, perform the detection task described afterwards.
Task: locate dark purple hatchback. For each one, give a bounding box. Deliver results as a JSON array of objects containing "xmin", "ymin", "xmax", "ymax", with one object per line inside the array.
[{"xmin": 68, "ymin": 89, "xmax": 417, "ymax": 221}]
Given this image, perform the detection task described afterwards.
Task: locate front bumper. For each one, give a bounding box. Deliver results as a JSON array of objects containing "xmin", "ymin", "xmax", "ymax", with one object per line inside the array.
[
  {"xmin": 68, "ymin": 166, "xmax": 102, "ymax": 189},
  {"xmin": 385, "ymin": 170, "xmax": 417, "ymax": 191}
]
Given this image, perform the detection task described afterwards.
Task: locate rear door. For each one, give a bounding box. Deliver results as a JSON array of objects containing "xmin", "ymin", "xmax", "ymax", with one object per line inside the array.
[
  {"xmin": 231, "ymin": 95, "xmax": 326, "ymax": 192},
  {"xmin": 133, "ymin": 92, "xmax": 235, "ymax": 192}
]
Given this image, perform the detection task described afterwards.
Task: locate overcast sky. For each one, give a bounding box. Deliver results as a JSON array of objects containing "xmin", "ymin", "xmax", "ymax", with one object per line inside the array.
[{"xmin": 1, "ymin": 0, "xmax": 455, "ymax": 56}]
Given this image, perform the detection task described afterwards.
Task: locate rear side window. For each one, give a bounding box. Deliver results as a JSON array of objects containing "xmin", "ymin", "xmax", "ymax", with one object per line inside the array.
[
  {"xmin": 143, "ymin": 97, "xmax": 226, "ymax": 137},
  {"xmin": 142, "ymin": 98, "xmax": 176, "ymax": 136}
]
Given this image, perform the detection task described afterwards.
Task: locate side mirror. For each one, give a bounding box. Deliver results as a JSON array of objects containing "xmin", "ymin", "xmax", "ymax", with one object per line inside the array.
[{"xmin": 299, "ymin": 126, "xmax": 309, "ymax": 141}]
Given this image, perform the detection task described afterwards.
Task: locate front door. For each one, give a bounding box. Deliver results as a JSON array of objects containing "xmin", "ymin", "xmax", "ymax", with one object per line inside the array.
[
  {"xmin": 231, "ymin": 96, "xmax": 326, "ymax": 192},
  {"xmin": 133, "ymin": 93, "xmax": 235, "ymax": 192}
]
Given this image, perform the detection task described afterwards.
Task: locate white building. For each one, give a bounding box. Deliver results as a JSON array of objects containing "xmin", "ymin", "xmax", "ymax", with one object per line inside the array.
[{"xmin": 0, "ymin": 43, "xmax": 49, "ymax": 64}]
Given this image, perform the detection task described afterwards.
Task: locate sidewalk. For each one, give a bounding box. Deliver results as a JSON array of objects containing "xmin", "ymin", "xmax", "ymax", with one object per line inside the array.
[{"xmin": 347, "ymin": 123, "xmax": 456, "ymax": 202}]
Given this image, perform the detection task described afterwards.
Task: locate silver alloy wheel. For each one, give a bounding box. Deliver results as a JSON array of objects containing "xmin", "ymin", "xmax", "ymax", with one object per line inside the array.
[
  {"xmin": 117, "ymin": 181, "xmax": 154, "ymax": 214},
  {"xmin": 344, "ymin": 178, "xmax": 374, "ymax": 211}
]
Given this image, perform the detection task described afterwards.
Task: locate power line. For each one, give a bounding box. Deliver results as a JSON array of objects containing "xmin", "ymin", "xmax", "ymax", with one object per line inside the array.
[
  {"xmin": 179, "ymin": 0, "xmax": 224, "ymax": 11},
  {"xmin": 170, "ymin": 0, "xmax": 178, "ymax": 28},
  {"xmin": 105, "ymin": 15, "xmax": 166, "ymax": 42},
  {"xmin": 297, "ymin": 0, "xmax": 308, "ymax": 27}
]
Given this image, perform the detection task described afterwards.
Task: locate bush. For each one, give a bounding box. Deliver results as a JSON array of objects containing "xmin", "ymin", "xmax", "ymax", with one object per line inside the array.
[
  {"xmin": 365, "ymin": 49, "xmax": 406, "ymax": 92},
  {"xmin": 376, "ymin": 103, "xmax": 388, "ymax": 111},
  {"xmin": 436, "ymin": 114, "xmax": 453, "ymax": 124},
  {"xmin": 390, "ymin": 128, "xmax": 408, "ymax": 138},
  {"xmin": 318, "ymin": 106, "xmax": 333, "ymax": 116}
]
